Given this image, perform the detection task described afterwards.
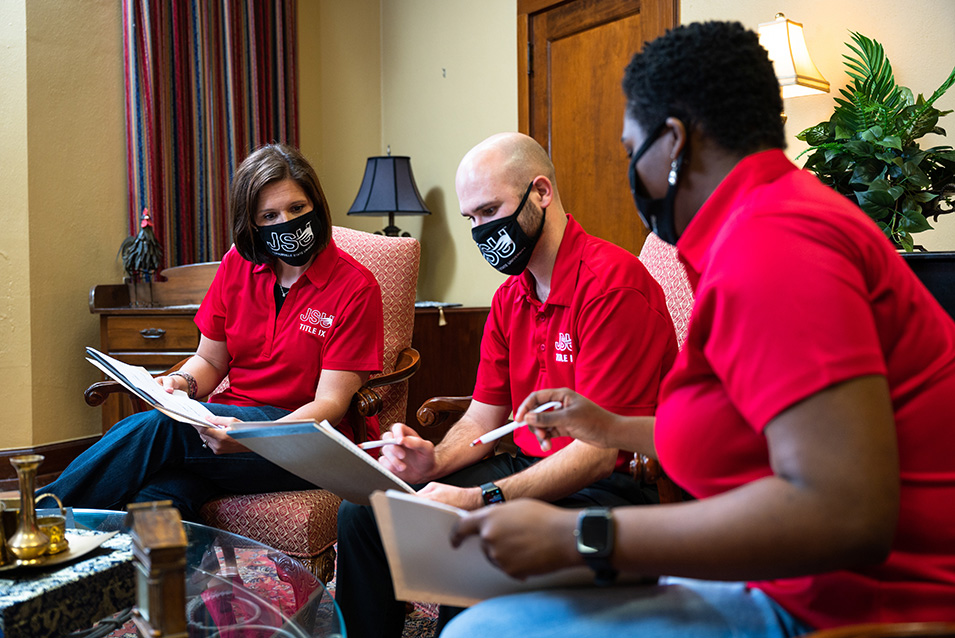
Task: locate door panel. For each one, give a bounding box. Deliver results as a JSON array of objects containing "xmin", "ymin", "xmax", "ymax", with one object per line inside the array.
[{"xmin": 519, "ymin": 0, "xmax": 678, "ymax": 256}]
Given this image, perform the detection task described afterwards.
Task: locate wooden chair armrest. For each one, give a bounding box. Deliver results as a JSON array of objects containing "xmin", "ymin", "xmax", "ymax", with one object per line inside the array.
[
  {"xmin": 352, "ymin": 348, "xmax": 421, "ymax": 418},
  {"xmin": 416, "ymin": 395, "xmax": 472, "ymax": 431},
  {"xmin": 363, "ymin": 348, "xmax": 421, "ymax": 391},
  {"xmin": 630, "ymin": 453, "xmax": 683, "ymax": 504}
]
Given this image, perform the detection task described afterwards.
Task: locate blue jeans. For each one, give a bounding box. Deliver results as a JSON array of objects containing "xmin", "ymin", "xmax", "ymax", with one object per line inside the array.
[
  {"xmin": 441, "ymin": 577, "xmax": 816, "ymax": 638},
  {"xmin": 38, "ymin": 404, "xmax": 315, "ymax": 521}
]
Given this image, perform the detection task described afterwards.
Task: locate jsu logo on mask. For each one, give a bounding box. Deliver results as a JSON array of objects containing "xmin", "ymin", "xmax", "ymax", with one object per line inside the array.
[
  {"xmin": 263, "ymin": 222, "xmax": 315, "ymax": 255},
  {"xmin": 555, "ymin": 332, "xmax": 573, "ymax": 362},
  {"xmin": 299, "ymin": 308, "xmax": 334, "ymax": 336},
  {"xmin": 478, "ymin": 228, "xmax": 517, "ymax": 267}
]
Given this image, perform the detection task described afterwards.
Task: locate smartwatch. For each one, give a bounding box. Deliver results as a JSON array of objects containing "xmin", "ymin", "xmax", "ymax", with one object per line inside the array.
[
  {"xmin": 480, "ymin": 482, "xmax": 505, "ymax": 506},
  {"xmin": 574, "ymin": 507, "xmax": 618, "ymax": 586}
]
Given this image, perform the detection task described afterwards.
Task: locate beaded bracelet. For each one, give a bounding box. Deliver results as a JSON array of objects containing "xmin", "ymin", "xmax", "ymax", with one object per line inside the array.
[{"xmin": 167, "ymin": 371, "xmax": 198, "ymax": 400}]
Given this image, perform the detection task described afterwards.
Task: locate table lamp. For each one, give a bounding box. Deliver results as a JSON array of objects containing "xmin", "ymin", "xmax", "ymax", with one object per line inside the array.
[
  {"xmin": 758, "ymin": 13, "xmax": 829, "ymax": 99},
  {"xmin": 347, "ymin": 154, "xmax": 430, "ymax": 237}
]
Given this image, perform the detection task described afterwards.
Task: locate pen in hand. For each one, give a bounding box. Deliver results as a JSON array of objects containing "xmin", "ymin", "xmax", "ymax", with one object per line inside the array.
[
  {"xmin": 359, "ymin": 439, "xmax": 400, "ymax": 451},
  {"xmin": 469, "ymin": 401, "xmax": 563, "ymax": 447}
]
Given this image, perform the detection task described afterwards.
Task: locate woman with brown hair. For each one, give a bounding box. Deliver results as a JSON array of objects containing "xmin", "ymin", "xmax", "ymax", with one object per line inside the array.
[{"xmin": 41, "ymin": 144, "xmax": 383, "ymax": 521}]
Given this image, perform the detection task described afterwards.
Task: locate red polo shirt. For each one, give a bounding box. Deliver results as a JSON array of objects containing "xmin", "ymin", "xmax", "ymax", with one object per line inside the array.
[
  {"xmin": 195, "ymin": 241, "xmax": 384, "ymax": 441},
  {"xmin": 473, "ymin": 214, "xmax": 677, "ymax": 459},
  {"xmin": 655, "ymin": 150, "xmax": 955, "ymax": 627}
]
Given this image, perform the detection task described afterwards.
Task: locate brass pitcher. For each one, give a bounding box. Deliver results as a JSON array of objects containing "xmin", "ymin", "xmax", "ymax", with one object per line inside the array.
[
  {"xmin": 36, "ymin": 493, "xmax": 69, "ymax": 555},
  {"xmin": 7, "ymin": 455, "xmax": 50, "ymax": 563}
]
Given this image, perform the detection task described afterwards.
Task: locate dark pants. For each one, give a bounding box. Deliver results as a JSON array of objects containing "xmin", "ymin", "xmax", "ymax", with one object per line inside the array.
[
  {"xmin": 336, "ymin": 453, "xmax": 658, "ymax": 638},
  {"xmin": 38, "ymin": 403, "xmax": 314, "ymax": 522}
]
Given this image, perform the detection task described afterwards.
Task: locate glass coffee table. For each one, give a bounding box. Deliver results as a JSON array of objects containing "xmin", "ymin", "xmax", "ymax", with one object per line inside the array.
[{"xmin": 72, "ymin": 509, "xmax": 343, "ymax": 638}]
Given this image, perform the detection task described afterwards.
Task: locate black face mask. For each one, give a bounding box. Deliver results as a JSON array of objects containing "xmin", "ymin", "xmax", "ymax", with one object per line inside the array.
[
  {"xmin": 471, "ymin": 182, "xmax": 544, "ymax": 275},
  {"xmin": 628, "ymin": 121, "xmax": 686, "ymax": 246},
  {"xmin": 255, "ymin": 209, "xmax": 321, "ymax": 267}
]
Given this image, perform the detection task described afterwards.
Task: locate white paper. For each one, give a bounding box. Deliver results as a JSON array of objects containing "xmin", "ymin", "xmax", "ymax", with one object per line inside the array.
[
  {"xmin": 370, "ymin": 490, "xmax": 599, "ymax": 607},
  {"xmin": 229, "ymin": 420, "xmax": 415, "ymax": 505},
  {"xmin": 85, "ymin": 347, "xmax": 217, "ymax": 427}
]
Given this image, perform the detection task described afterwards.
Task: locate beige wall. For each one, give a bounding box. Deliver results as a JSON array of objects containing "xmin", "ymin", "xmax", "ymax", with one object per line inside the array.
[
  {"xmin": 3, "ymin": 0, "xmax": 954, "ymax": 449},
  {"xmin": 302, "ymin": 0, "xmax": 517, "ymax": 307},
  {"xmin": 0, "ymin": 0, "xmax": 126, "ymax": 450},
  {"xmin": 379, "ymin": 0, "xmax": 516, "ymax": 304},
  {"xmin": 0, "ymin": 0, "xmax": 33, "ymax": 447},
  {"xmin": 298, "ymin": 0, "xmax": 383, "ymax": 227}
]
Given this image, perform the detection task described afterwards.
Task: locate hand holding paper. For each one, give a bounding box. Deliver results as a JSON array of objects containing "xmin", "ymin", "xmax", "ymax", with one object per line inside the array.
[{"xmin": 85, "ymin": 347, "xmax": 219, "ymax": 427}]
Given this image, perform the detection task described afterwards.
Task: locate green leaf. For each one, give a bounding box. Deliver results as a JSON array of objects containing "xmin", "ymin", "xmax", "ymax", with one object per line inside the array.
[
  {"xmin": 860, "ymin": 126, "xmax": 884, "ymax": 142},
  {"xmin": 856, "ymin": 188, "xmax": 895, "ymax": 216},
  {"xmin": 879, "ymin": 135, "xmax": 902, "ymax": 150},
  {"xmin": 834, "ymin": 124, "xmax": 853, "ymax": 140},
  {"xmin": 902, "ymin": 162, "xmax": 931, "ymax": 188},
  {"xmin": 901, "ymin": 205, "xmax": 933, "ymax": 233},
  {"xmin": 850, "ymin": 163, "xmax": 882, "ymax": 186},
  {"xmin": 899, "ymin": 232, "xmax": 915, "ymax": 252}
]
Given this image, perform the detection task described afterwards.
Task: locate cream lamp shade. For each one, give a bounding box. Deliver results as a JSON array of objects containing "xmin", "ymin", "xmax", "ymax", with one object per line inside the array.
[{"xmin": 758, "ymin": 13, "xmax": 830, "ymax": 98}]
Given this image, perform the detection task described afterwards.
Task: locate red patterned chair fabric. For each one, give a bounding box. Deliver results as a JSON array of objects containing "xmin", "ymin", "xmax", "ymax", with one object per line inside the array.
[
  {"xmin": 638, "ymin": 232, "xmax": 694, "ymax": 349},
  {"xmin": 199, "ymin": 226, "xmax": 421, "ymax": 584}
]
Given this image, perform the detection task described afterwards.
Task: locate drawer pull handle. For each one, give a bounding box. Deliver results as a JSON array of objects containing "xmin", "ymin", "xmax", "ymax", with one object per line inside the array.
[{"xmin": 139, "ymin": 328, "xmax": 166, "ymax": 339}]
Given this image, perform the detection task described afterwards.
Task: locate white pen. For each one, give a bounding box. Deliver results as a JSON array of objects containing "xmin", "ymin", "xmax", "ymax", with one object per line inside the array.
[
  {"xmin": 469, "ymin": 401, "xmax": 563, "ymax": 447},
  {"xmin": 359, "ymin": 439, "xmax": 400, "ymax": 451}
]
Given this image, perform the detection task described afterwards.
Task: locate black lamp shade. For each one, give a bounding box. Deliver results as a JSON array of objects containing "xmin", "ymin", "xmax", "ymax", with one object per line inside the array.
[{"xmin": 347, "ymin": 156, "xmax": 430, "ymax": 217}]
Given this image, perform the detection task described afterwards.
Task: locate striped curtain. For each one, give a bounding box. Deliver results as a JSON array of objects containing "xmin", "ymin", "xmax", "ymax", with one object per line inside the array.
[{"xmin": 123, "ymin": 0, "xmax": 298, "ymax": 267}]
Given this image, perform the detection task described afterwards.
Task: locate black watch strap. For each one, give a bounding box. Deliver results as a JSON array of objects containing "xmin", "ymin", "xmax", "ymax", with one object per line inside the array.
[
  {"xmin": 575, "ymin": 507, "xmax": 618, "ymax": 586},
  {"xmin": 480, "ymin": 482, "xmax": 505, "ymax": 506}
]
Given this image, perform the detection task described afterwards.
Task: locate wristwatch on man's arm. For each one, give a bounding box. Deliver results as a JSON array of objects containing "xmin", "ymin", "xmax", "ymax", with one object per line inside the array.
[
  {"xmin": 575, "ymin": 507, "xmax": 618, "ymax": 586},
  {"xmin": 480, "ymin": 482, "xmax": 505, "ymax": 506}
]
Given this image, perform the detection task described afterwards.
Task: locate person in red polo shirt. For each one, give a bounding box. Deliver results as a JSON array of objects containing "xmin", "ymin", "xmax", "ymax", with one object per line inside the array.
[
  {"xmin": 335, "ymin": 132, "xmax": 678, "ymax": 638},
  {"xmin": 442, "ymin": 22, "xmax": 955, "ymax": 638},
  {"xmin": 40, "ymin": 144, "xmax": 383, "ymax": 522}
]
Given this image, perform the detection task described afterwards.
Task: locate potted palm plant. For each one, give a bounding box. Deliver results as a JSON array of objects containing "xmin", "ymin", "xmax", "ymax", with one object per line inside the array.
[{"xmin": 796, "ymin": 31, "xmax": 955, "ymax": 252}]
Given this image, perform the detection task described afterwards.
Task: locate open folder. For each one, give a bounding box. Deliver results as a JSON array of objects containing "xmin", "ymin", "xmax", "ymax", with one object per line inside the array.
[
  {"xmin": 230, "ymin": 421, "xmax": 415, "ymax": 506},
  {"xmin": 85, "ymin": 346, "xmax": 218, "ymax": 427},
  {"xmin": 370, "ymin": 490, "xmax": 601, "ymax": 607}
]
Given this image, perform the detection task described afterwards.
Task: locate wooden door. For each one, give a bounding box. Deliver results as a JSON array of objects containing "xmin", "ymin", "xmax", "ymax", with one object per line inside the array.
[{"xmin": 519, "ymin": 0, "xmax": 678, "ymax": 256}]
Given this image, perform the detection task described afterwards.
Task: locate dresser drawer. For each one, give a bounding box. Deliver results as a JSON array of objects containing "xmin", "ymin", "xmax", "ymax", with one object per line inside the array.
[{"xmin": 104, "ymin": 316, "xmax": 199, "ymax": 351}]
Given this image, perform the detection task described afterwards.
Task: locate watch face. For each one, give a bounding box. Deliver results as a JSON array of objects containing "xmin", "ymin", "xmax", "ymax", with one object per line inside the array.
[
  {"xmin": 481, "ymin": 483, "xmax": 504, "ymax": 506},
  {"xmin": 578, "ymin": 510, "xmax": 613, "ymax": 556}
]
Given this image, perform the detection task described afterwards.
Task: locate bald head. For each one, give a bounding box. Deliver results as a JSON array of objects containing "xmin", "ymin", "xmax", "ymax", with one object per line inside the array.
[{"xmin": 456, "ymin": 132, "xmax": 557, "ymax": 197}]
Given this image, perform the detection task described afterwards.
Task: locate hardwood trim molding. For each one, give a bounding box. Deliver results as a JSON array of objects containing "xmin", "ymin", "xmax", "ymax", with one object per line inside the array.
[{"xmin": 0, "ymin": 436, "xmax": 99, "ymax": 491}]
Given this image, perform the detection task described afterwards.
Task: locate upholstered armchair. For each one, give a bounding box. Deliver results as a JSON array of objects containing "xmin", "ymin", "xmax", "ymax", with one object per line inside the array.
[{"xmin": 84, "ymin": 226, "xmax": 421, "ymax": 584}]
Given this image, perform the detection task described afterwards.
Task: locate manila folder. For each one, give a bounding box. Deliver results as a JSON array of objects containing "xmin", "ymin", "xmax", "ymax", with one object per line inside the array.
[
  {"xmin": 229, "ymin": 420, "xmax": 414, "ymax": 506},
  {"xmin": 370, "ymin": 489, "xmax": 596, "ymax": 607}
]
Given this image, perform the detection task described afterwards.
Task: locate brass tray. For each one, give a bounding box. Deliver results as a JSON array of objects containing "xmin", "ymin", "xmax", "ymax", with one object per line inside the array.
[{"xmin": 0, "ymin": 530, "xmax": 118, "ymax": 572}]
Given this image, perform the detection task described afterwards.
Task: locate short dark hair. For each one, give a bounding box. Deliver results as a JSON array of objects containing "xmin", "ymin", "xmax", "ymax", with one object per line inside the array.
[
  {"xmin": 622, "ymin": 21, "xmax": 786, "ymax": 154},
  {"xmin": 231, "ymin": 144, "xmax": 332, "ymax": 264}
]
